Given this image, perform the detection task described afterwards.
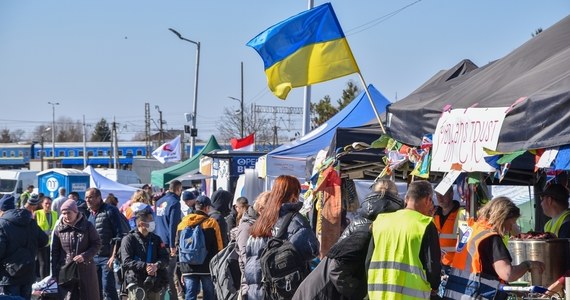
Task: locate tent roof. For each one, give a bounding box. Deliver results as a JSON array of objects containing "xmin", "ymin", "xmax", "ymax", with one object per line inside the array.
[
  {"xmin": 83, "ymin": 166, "xmax": 138, "ymax": 207},
  {"xmin": 387, "ymin": 15, "xmax": 570, "ymax": 152},
  {"xmin": 151, "ymin": 135, "xmax": 221, "ymax": 188},
  {"xmin": 268, "ymin": 84, "xmax": 391, "ymax": 159}
]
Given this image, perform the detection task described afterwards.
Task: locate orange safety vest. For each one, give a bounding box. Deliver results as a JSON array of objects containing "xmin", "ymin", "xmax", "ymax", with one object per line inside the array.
[
  {"xmin": 443, "ymin": 220, "xmax": 504, "ymax": 300},
  {"xmin": 434, "ymin": 207, "xmax": 466, "ymax": 266}
]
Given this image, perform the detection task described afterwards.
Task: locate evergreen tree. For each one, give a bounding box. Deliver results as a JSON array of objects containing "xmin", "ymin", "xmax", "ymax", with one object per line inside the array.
[
  {"xmin": 91, "ymin": 118, "xmax": 111, "ymax": 142},
  {"xmin": 0, "ymin": 129, "xmax": 11, "ymax": 143},
  {"xmin": 311, "ymin": 81, "xmax": 360, "ymax": 128}
]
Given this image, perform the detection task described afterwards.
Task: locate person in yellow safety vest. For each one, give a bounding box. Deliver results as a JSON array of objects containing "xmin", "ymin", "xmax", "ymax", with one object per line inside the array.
[
  {"xmin": 367, "ymin": 180, "xmax": 441, "ymax": 300},
  {"xmin": 443, "ymin": 197, "xmax": 544, "ymax": 300},
  {"xmin": 434, "ymin": 187, "xmax": 467, "ymax": 267},
  {"xmin": 35, "ymin": 196, "xmax": 58, "ymax": 279},
  {"xmin": 540, "ymin": 183, "xmax": 570, "ymax": 238}
]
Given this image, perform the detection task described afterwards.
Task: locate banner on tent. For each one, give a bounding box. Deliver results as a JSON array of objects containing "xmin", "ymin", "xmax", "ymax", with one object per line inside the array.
[
  {"xmin": 431, "ymin": 107, "xmax": 507, "ymax": 172},
  {"xmin": 266, "ymin": 155, "xmax": 311, "ymax": 180},
  {"xmin": 231, "ymin": 156, "xmax": 260, "ymax": 175}
]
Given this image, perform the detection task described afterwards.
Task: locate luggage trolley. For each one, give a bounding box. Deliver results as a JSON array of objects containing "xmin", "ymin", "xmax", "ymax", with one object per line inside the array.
[{"xmin": 31, "ymin": 277, "xmax": 59, "ymax": 300}]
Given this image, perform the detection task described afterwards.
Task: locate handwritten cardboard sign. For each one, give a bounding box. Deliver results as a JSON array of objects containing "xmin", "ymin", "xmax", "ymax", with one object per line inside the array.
[{"xmin": 431, "ymin": 107, "xmax": 507, "ymax": 172}]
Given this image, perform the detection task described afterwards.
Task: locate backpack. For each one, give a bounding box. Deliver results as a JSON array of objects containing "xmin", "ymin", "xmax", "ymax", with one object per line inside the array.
[
  {"xmin": 209, "ymin": 240, "xmax": 241, "ymax": 300},
  {"xmin": 117, "ymin": 212, "xmax": 131, "ymax": 236},
  {"xmin": 259, "ymin": 212, "xmax": 308, "ymax": 300},
  {"xmin": 105, "ymin": 205, "xmax": 131, "ymax": 238},
  {"xmin": 179, "ymin": 217, "xmax": 208, "ymax": 265}
]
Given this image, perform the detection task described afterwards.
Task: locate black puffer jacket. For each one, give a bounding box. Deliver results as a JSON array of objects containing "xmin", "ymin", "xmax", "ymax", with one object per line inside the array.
[
  {"xmin": 293, "ymin": 230, "xmax": 371, "ymax": 300},
  {"xmin": 0, "ymin": 209, "xmax": 49, "ymax": 285},
  {"xmin": 120, "ymin": 230, "xmax": 169, "ymax": 290},
  {"xmin": 339, "ymin": 191, "xmax": 404, "ymax": 240},
  {"xmin": 88, "ymin": 202, "xmax": 125, "ymax": 257}
]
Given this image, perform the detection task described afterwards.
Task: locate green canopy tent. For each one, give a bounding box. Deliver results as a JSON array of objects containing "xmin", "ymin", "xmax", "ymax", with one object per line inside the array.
[{"xmin": 151, "ymin": 135, "xmax": 221, "ymax": 188}]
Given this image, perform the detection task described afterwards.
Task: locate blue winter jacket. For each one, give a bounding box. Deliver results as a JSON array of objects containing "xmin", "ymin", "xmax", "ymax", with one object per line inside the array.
[
  {"xmin": 244, "ymin": 202, "xmax": 320, "ymax": 300},
  {"xmin": 155, "ymin": 192, "xmax": 182, "ymax": 249}
]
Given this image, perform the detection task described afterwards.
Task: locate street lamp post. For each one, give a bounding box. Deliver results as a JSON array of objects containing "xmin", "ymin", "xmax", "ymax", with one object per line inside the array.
[
  {"xmin": 40, "ymin": 127, "xmax": 51, "ymax": 171},
  {"xmin": 48, "ymin": 101, "xmax": 59, "ymax": 167},
  {"xmin": 228, "ymin": 61, "xmax": 244, "ymax": 138},
  {"xmin": 169, "ymin": 28, "xmax": 200, "ymax": 157},
  {"xmin": 228, "ymin": 96, "xmax": 244, "ymax": 138}
]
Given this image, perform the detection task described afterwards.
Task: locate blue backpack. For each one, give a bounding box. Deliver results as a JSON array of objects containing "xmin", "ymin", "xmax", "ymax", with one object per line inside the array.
[{"xmin": 179, "ymin": 217, "xmax": 208, "ymax": 265}]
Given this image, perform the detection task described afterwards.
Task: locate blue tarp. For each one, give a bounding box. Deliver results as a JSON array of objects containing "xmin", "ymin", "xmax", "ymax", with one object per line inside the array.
[{"xmin": 266, "ymin": 84, "xmax": 390, "ymax": 180}]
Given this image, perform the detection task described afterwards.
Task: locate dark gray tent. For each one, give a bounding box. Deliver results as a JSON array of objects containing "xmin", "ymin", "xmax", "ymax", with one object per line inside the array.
[
  {"xmin": 326, "ymin": 59, "xmax": 484, "ymax": 179},
  {"xmin": 387, "ymin": 15, "xmax": 570, "ymax": 153}
]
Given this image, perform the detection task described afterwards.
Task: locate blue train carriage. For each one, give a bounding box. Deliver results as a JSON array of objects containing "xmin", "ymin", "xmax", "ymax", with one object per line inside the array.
[
  {"xmin": 0, "ymin": 143, "xmax": 33, "ymax": 169},
  {"xmin": 0, "ymin": 141, "xmax": 209, "ymax": 169},
  {"xmin": 37, "ymin": 168, "xmax": 90, "ymax": 200}
]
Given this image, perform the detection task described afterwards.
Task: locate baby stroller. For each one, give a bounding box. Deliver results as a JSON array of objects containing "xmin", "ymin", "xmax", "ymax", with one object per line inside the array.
[{"xmin": 31, "ymin": 276, "xmax": 58, "ymax": 300}]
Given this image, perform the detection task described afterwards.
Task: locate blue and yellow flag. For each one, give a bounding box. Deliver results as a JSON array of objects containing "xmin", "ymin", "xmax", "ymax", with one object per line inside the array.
[{"xmin": 247, "ymin": 3, "xmax": 359, "ymax": 100}]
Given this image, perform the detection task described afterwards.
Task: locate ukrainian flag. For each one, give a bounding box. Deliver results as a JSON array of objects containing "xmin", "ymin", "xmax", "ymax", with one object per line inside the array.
[{"xmin": 247, "ymin": 3, "xmax": 359, "ymax": 100}]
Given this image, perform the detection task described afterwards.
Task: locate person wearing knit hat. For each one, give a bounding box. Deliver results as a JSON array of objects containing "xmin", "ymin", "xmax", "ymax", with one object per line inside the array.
[
  {"xmin": 0, "ymin": 193, "xmax": 49, "ymax": 299},
  {"xmin": 176, "ymin": 194, "xmax": 222, "ymax": 300},
  {"xmin": 181, "ymin": 190, "xmax": 198, "ymax": 216},
  {"xmin": 52, "ymin": 195, "xmax": 102, "ymax": 300},
  {"xmin": 24, "ymin": 194, "xmax": 40, "ymax": 218},
  {"xmin": 61, "ymin": 199, "xmax": 79, "ymax": 214},
  {"xmin": 0, "ymin": 194, "xmax": 16, "ymax": 215}
]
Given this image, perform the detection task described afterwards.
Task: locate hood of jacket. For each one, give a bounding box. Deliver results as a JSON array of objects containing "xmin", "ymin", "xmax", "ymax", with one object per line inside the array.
[
  {"xmin": 0, "ymin": 208, "xmax": 33, "ymax": 227},
  {"xmin": 240, "ymin": 206, "xmax": 258, "ymax": 224},
  {"xmin": 358, "ymin": 192, "xmax": 404, "ymax": 221},
  {"xmin": 179, "ymin": 210, "xmax": 209, "ymax": 228},
  {"xmin": 278, "ymin": 201, "xmax": 303, "ymax": 217},
  {"xmin": 210, "ymin": 190, "xmax": 232, "ymax": 216}
]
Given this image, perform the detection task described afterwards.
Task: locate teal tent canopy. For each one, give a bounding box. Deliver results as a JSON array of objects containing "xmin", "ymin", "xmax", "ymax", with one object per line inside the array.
[{"xmin": 151, "ymin": 135, "xmax": 221, "ymax": 188}]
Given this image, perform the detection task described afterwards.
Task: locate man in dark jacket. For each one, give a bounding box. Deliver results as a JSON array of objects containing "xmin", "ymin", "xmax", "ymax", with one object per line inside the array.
[
  {"xmin": 209, "ymin": 189, "xmax": 232, "ymax": 247},
  {"xmin": 86, "ymin": 187, "xmax": 126, "ymax": 300},
  {"xmin": 339, "ymin": 189, "xmax": 404, "ymax": 240},
  {"xmin": 0, "ymin": 194, "xmax": 49, "ymax": 299},
  {"xmin": 176, "ymin": 196, "xmax": 223, "ymax": 300},
  {"xmin": 120, "ymin": 210, "xmax": 169, "ymax": 300},
  {"xmin": 155, "ymin": 180, "xmax": 183, "ymax": 300},
  {"xmin": 294, "ymin": 188, "xmax": 404, "ymax": 300}
]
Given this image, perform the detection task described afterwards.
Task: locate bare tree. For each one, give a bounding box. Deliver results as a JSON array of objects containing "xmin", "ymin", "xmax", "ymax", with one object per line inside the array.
[
  {"xmin": 56, "ymin": 116, "xmax": 84, "ymax": 142},
  {"xmin": 217, "ymin": 105, "xmax": 273, "ymax": 147},
  {"xmin": 9, "ymin": 129, "xmax": 26, "ymax": 142},
  {"xmin": 31, "ymin": 125, "xmax": 52, "ymax": 142}
]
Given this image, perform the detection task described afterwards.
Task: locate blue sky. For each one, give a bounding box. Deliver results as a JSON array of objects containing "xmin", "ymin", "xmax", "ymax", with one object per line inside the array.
[{"xmin": 1, "ymin": 1, "xmax": 568, "ymax": 143}]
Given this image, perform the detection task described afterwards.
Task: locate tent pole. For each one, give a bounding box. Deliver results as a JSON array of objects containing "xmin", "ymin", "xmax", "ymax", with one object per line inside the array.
[{"xmin": 357, "ymin": 72, "xmax": 386, "ymax": 134}]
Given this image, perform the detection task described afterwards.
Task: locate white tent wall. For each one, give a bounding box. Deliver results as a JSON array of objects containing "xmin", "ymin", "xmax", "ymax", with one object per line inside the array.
[{"xmin": 84, "ymin": 166, "xmax": 138, "ymax": 207}]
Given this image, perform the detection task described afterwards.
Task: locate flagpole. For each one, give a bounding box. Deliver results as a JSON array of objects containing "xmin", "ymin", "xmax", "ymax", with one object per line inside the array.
[
  {"xmin": 357, "ymin": 72, "xmax": 386, "ymax": 134},
  {"xmin": 302, "ymin": 0, "xmax": 315, "ymax": 136}
]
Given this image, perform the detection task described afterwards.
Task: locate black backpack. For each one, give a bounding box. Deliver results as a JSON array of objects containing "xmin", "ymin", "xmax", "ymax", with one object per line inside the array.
[
  {"xmin": 259, "ymin": 212, "xmax": 308, "ymax": 300},
  {"xmin": 209, "ymin": 240, "xmax": 241, "ymax": 300}
]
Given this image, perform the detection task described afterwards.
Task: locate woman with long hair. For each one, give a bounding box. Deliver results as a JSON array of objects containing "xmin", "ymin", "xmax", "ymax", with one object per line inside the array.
[
  {"xmin": 244, "ymin": 175, "xmax": 320, "ymax": 299},
  {"xmin": 443, "ymin": 197, "xmax": 544, "ymax": 300}
]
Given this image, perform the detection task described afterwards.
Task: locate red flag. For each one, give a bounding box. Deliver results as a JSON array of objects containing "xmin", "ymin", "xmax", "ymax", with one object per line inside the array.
[{"xmin": 230, "ymin": 132, "xmax": 255, "ymax": 151}]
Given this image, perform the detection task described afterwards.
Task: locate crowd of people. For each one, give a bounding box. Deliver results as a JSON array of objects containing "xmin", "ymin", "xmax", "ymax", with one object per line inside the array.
[{"xmin": 0, "ymin": 175, "xmax": 569, "ymax": 300}]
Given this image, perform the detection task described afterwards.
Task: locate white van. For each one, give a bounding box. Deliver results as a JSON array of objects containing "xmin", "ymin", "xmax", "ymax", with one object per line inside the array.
[
  {"xmin": 95, "ymin": 168, "xmax": 142, "ymax": 185},
  {"xmin": 0, "ymin": 170, "xmax": 39, "ymax": 201}
]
